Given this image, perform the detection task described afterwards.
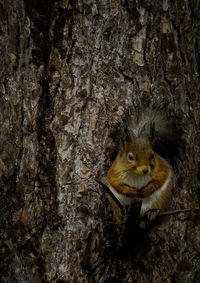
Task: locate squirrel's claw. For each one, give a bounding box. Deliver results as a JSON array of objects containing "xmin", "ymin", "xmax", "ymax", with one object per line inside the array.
[{"xmin": 145, "ymin": 209, "xmax": 160, "ymax": 221}]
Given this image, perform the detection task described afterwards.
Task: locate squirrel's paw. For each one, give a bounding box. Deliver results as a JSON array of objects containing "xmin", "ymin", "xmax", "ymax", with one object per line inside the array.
[
  {"xmin": 145, "ymin": 209, "xmax": 160, "ymax": 221},
  {"xmin": 140, "ymin": 186, "xmax": 157, "ymax": 198}
]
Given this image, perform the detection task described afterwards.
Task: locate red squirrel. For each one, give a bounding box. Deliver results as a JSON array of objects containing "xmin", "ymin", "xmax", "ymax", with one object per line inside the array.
[{"xmin": 107, "ymin": 108, "xmax": 174, "ymax": 221}]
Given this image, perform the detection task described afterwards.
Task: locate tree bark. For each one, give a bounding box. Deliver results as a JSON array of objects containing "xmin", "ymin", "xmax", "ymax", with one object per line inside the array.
[{"xmin": 0, "ymin": 0, "xmax": 200, "ymax": 282}]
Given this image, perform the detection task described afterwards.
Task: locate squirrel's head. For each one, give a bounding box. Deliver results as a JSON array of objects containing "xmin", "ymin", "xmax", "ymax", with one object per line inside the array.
[{"xmin": 119, "ymin": 138, "xmax": 155, "ymax": 176}]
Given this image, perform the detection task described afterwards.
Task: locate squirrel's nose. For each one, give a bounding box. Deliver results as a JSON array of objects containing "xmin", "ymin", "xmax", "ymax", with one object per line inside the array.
[{"xmin": 143, "ymin": 169, "xmax": 148, "ymax": 174}]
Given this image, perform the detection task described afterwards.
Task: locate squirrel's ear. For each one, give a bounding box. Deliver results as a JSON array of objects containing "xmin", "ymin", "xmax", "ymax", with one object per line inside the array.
[
  {"xmin": 124, "ymin": 125, "xmax": 131, "ymax": 142},
  {"xmin": 120, "ymin": 139, "xmax": 128, "ymax": 152},
  {"xmin": 120, "ymin": 139, "xmax": 124, "ymax": 151},
  {"xmin": 120, "ymin": 139, "xmax": 125, "ymax": 151},
  {"xmin": 120, "ymin": 125, "xmax": 130, "ymax": 151},
  {"xmin": 150, "ymin": 122, "xmax": 155, "ymax": 145}
]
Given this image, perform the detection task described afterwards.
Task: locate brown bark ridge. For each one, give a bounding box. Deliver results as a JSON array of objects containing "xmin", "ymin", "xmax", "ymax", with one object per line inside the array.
[{"xmin": 0, "ymin": 0, "xmax": 200, "ymax": 282}]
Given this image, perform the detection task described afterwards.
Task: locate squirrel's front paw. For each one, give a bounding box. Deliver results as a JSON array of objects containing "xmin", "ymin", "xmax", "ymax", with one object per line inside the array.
[
  {"xmin": 145, "ymin": 209, "xmax": 160, "ymax": 221},
  {"xmin": 127, "ymin": 186, "xmax": 141, "ymax": 198},
  {"xmin": 140, "ymin": 185, "xmax": 156, "ymax": 198},
  {"xmin": 138, "ymin": 187, "xmax": 148, "ymax": 198}
]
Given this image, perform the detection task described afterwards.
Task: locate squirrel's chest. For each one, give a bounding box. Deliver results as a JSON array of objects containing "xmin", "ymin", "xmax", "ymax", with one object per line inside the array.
[
  {"xmin": 109, "ymin": 174, "xmax": 152, "ymax": 205},
  {"xmin": 123, "ymin": 173, "xmax": 151, "ymax": 190},
  {"xmin": 108, "ymin": 173, "xmax": 151, "ymax": 206}
]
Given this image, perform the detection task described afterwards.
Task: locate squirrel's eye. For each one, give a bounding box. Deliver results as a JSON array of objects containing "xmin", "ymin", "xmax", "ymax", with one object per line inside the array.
[{"xmin": 128, "ymin": 153, "xmax": 134, "ymax": 161}]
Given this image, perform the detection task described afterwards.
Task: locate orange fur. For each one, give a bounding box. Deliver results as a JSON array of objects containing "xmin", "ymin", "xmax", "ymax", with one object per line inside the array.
[{"xmin": 107, "ymin": 139, "xmax": 172, "ymax": 219}]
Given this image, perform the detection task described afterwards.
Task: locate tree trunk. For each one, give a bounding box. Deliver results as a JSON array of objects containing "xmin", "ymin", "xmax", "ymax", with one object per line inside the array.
[{"xmin": 1, "ymin": 0, "xmax": 200, "ymax": 282}]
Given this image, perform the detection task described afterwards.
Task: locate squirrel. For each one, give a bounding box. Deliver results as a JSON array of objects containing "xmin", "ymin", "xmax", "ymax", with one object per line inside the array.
[{"xmin": 107, "ymin": 108, "xmax": 175, "ymax": 221}]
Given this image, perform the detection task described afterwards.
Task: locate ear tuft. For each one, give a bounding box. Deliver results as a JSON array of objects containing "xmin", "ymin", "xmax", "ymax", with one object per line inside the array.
[
  {"xmin": 120, "ymin": 138, "xmax": 124, "ymax": 152},
  {"xmin": 150, "ymin": 122, "xmax": 155, "ymax": 144},
  {"xmin": 120, "ymin": 138, "xmax": 127, "ymax": 152},
  {"xmin": 124, "ymin": 124, "xmax": 131, "ymax": 142}
]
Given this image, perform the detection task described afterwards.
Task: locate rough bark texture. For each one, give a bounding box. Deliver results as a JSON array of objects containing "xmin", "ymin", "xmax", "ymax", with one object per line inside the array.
[{"xmin": 0, "ymin": 0, "xmax": 200, "ymax": 282}]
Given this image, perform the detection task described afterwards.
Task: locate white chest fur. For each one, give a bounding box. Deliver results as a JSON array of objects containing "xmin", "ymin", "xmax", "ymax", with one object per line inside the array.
[{"xmin": 123, "ymin": 172, "xmax": 151, "ymax": 190}]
